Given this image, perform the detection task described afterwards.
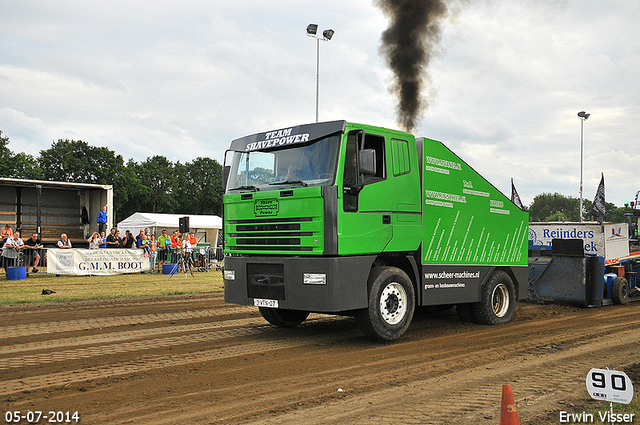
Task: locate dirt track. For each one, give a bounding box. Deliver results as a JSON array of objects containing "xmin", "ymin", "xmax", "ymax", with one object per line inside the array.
[{"xmin": 1, "ymin": 294, "xmax": 639, "ymax": 424}]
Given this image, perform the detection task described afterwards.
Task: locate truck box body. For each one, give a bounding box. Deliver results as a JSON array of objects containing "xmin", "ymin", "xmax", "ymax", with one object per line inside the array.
[
  {"xmin": 419, "ymin": 137, "xmax": 528, "ymax": 305},
  {"xmin": 223, "ymin": 121, "xmax": 528, "ymax": 338}
]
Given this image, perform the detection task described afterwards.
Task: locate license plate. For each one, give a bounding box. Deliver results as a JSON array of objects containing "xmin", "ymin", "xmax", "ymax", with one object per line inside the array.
[{"xmin": 254, "ymin": 298, "xmax": 279, "ymax": 308}]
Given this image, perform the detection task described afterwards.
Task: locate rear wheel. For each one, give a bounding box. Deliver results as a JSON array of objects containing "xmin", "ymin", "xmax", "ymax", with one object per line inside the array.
[
  {"xmin": 472, "ymin": 270, "xmax": 516, "ymax": 325},
  {"xmin": 259, "ymin": 308, "xmax": 309, "ymax": 328},
  {"xmin": 354, "ymin": 267, "xmax": 415, "ymax": 341},
  {"xmin": 612, "ymin": 277, "xmax": 629, "ymax": 305}
]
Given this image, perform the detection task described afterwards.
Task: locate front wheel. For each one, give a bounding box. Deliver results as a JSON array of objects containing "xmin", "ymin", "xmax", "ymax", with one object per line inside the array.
[
  {"xmin": 354, "ymin": 267, "xmax": 415, "ymax": 341},
  {"xmin": 472, "ymin": 270, "xmax": 516, "ymax": 325},
  {"xmin": 259, "ymin": 308, "xmax": 310, "ymax": 328}
]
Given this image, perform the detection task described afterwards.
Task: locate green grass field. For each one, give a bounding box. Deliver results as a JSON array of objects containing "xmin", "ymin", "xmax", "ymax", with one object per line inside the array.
[{"xmin": 0, "ymin": 268, "xmax": 224, "ymax": 305}]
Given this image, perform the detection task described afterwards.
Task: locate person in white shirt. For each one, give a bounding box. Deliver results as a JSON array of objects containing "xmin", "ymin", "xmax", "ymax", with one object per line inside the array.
[
  {"xmin": 57, "ymin": 233, "xmax": 73, "ymax": 249},
  {"xmin": 181, "ymin": 235, "xmax": 194, "ymax": 270},
  {"xmin": 2, "ymin": 231, "xmax": 24, "ymax": 271}
]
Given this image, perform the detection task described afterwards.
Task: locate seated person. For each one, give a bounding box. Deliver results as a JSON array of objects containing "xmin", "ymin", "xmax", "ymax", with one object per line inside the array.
[
  {"xmin": 99, "ymin": 231, "xmax": 107, "ymax": 248},
  {"xmin": 0, "ymin": 224, "xmax": 13, "ymax": 244},
  {"xmin": 106, "ymin": 228, "xmax": 120, "ymax": 248},
  {"xmin": 2, "ymin": 231, "xmax": 24, "ymax": 271},
  {"xmin": 137, "ymin": 229, "xmax": 151, "ymax": 256},
  {"xmin": 87, "ymin": 232, "xmax": 101, "ymax": 249},
  {"xmin": 122, "ymin": 230, "xmax": 136, "ymax": 248},
  {"xmin": 57, "ymin": 233, "xmax": 72, "ymax": 249}
]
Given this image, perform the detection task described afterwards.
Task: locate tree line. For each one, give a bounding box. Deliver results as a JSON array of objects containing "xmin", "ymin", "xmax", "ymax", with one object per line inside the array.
[
  {"xmin": 528, "ymin": 192, "xmax": 630, "ymax": 224},
  {"xmin": 1, "ymin": 130, "xmax": 223, "ymax": 223}
]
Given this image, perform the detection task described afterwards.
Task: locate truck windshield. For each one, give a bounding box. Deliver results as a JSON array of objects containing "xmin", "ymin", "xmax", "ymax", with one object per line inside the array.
[{"xmin": 226, "ymin": 135, "xmax": 340, "ymax": 192}]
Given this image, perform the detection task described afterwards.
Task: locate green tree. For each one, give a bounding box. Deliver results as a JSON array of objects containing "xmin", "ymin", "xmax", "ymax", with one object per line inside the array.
[
  {"xmin": 0, "ymin": 130, "xmax": 43, "ymax": 179},
  {"xmin": 181, "ymin": 157, "xmax": 223, "ymax": 215},
  {"xmin": 38, "ymin": 139, "xmax": 136, "ymax": 222},
  {"xmin": 112, "ymin": 160, "xmax": 147, "ymax": 223},
  {"xmin": 135, "ymin": 155, "xmax": 179, "ymax": 214},
  {"xmin": 9, "ymin": 152, "xmax": 42, "ymax": 180},
  {"xmin": 0, "ymin": 130, "xmax": 12, "ymax": 176},
  {"xmin": 38, "ymin": 139, "xmax": 125, "ymax": 184},
  {"xmin": 529, "ymin": 192, "xmax": 580, "ymax": 222},
  {"xmin": 530, "ymin": 192, "xmax": 627, "ymax": 223}
]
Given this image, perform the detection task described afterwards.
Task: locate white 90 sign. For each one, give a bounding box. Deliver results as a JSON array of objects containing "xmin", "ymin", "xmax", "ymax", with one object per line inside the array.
[{"xmin": 586, "ymin": 368, "xmax": 634, "ymax": 404}]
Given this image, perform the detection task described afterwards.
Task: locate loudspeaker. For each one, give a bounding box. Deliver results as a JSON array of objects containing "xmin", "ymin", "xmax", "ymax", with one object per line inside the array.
[{"xmin": 179, "ymin": 216, "xmax": 190, "ymax": 233}]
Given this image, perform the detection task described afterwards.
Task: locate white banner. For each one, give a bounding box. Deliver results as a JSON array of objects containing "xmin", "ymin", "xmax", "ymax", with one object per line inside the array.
[
  {"xmin": 529, "ymin": 223, "xmax": 629, "ymax": 264},
  {"xmin": 47, "ymin": 249, "xmax": 152, "ymax": 275}
]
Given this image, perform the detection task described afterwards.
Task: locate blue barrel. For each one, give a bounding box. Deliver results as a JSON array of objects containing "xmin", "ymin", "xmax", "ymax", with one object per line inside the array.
[
  {"xmin": 7, "ymin": 266, "xmax": 27, "ymax": 281},
  {"xmin": 604, "ymin": 273, "xmax": 618, "ymax": 299},
  {"xmin": 162, "ymin": 264, "xmax": 178, "ymax": 275}
]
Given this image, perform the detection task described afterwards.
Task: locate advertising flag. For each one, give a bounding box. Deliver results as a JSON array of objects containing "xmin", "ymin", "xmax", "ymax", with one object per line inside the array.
[
  {"xmin": 589, "ymin": 173, "xmax": 605, "ymax": 223},
  {"xmin": 511, "ymin": 178, "xmax": 524, "ymax": 210}
]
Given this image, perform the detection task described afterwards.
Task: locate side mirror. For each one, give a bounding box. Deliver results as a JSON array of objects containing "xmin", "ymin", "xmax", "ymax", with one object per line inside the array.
[
  {"xmin": 359, "ymin": 149, "xmax": 376, "ymax": 176},
  {"xmin": 221, "ymin": 165, "xmax": 231, "ymax": 192}
]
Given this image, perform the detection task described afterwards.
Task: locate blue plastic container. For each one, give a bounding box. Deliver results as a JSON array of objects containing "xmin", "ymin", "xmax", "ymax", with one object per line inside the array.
[
  {"xmin": 7, "ymin": 266, "xmax": 27, "ymax": 281},
  {"xmin": 604, "ymin": 273, "xmax": 618, "ymax": 299},
  {"xmin": 162, "ymin": 263, "xmax": 178, "ymax": 275}
]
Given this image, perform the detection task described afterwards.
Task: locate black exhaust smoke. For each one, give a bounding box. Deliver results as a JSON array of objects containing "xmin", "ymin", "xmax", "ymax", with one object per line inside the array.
[{"xmin": 375, "ymin": 0, "xmax": 448, "ymax": 132}]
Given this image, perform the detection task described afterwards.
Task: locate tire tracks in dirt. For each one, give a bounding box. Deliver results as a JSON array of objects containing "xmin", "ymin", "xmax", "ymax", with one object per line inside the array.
[{"xmin": 2, "ymin": 297, "xmax": 640, "ymax": 425}]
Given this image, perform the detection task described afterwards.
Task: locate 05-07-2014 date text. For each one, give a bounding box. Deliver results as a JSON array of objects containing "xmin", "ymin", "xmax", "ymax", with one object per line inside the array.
[{"xmin": 4, "ymin": 411, "xmax": 80, "ymax": 424}]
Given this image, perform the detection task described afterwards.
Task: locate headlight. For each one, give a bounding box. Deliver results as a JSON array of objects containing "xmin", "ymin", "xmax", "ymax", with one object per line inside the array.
[
  {"xmin": 303, "ymin": 273, "xmax": 326, "ymax": 285},
  {"xmin": 224, "ymin": 269, "xmax": 236, "ymax": 281}
]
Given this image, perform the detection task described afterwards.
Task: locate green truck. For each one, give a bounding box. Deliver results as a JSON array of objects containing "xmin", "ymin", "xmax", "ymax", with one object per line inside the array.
[{"xmin": 222, "ymin": 120, "xmax": 528, "ymax": 340}]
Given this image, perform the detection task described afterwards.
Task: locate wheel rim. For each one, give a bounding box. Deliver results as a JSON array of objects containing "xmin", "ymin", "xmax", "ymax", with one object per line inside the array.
[
  {"xmin": 379, "ymin": 282, "xmax": 407, "ymax": 325},
  {"xmin": 491, "ymin": 283, "xmax": 510, "ymax": 318}
]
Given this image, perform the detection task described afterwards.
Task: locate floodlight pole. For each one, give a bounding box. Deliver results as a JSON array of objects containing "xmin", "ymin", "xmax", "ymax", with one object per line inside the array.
[
  {"xmin": 306, "ymin": 24, "xmax": 334, "ymax": 123},
  {"xmin": 578, "ymin": 111, "xmax": 590, "ymax": 222},
  {"xmin": 315, "ymin": 37, "xmax": 320, "ymax": 123}
]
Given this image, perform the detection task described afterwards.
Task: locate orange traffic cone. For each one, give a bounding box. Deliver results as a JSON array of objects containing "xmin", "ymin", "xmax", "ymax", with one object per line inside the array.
[{"xmin": 499, "ymin": 384, "xmax": 520, "ymax": 425}]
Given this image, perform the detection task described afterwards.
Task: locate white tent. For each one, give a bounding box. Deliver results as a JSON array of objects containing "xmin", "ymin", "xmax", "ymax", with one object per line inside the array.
[{"xmin": 117, "ymin": 212, "xmax": 222, "ymax": 246}]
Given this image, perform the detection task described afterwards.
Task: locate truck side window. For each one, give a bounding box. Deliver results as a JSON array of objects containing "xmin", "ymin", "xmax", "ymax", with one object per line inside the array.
[
  {"xmin": 362, "ymin": 134, "xmax": 385, "ymax": 185},
  {"xmin": 343, "ymin": 134, "xmax": 359, "ymax": 188},
  {"xmin": 391, "ymin": 138, "xmax": 410, "ymax": 176},
  {"xmin": 343, "ymin": 134, "xmax": 360, "ymax": 212}
]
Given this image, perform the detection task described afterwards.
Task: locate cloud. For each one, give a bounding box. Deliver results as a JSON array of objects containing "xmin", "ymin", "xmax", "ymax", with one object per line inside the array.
[{"xmin": 0, "ymin": 107, "xmax": 51, "ymax": 156}]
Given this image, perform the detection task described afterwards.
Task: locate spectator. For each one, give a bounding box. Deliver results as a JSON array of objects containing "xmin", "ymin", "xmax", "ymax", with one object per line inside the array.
[
  {"xmin": 99, "ymin": 231, "xmax": 107, "ymax": 248},
  {"xmin": 189, "ymin": 233, "xmax": 198, "ymax": 262},
  {"xmin": 96, "ymin": 205, "xmax": 108, "ymax": 234},
  {"xmin": 122, "ymin": 230, "xmax": 136, "ymax": 248},
  {"xmin": 87, "ymin": 232, "xmax": 101, "ymax": 249},
  {"xmin": 23, "ymin": 232, "xmax": 43, "ymax": 273},
  {"xmin": 169, "ymin": 231, "xmax": 181, "ymax": 263},
  {"xmin": 150, "ymin": 234, "xmax": 158, "ymax": 267},
  {"xmin": 157, "ymin": 229, "xmax": 168, "ymax": 265},
  {"xmin": 57, "ymin": 233, "xmax": 73, "ymax": 249},
  {"xmin": 106, "ymin": 228, "xmax": 120, "ymax": 248},
  {"xmin": 2, "ymin": 231, "xmax": 24, "ymax": 271},
  {"xmin": 1, "ymin": 224, "xmax": 13, "ymax": 244},
  {"xmin": 137, "ymin": 229, "xmax": 151, "ymax": 256},
  {"xmin": 182, "ymin": 233, "xmax": 194, "ymax": 269}
]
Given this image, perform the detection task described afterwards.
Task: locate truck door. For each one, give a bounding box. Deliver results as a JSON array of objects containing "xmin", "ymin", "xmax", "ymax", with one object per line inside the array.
[{"xmin": 339, "ymin": 130, "xmax": 394, "ymax": 255}]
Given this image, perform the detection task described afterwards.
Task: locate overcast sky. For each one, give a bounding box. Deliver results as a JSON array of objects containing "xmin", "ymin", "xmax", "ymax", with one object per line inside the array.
[{"xmin": 1, "ymin": 0, "xmax": 639, "ymax": 208}]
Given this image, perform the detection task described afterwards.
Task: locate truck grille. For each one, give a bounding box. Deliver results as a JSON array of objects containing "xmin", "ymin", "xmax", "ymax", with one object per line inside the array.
[{"xmin": 228, "ymin": 217, "xmax": 318, "ymax": 252}]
